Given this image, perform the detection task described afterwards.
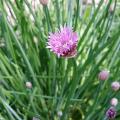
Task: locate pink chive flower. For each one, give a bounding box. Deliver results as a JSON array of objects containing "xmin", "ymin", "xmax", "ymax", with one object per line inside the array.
[
  {"xmin": 47, "ymin": 26, "xmax": 78, "ymax": 58},
  {"xmin": 111, "ymin": 81, "xmax": 120, "ymax": 91},
  {"xmin": 39, "ymin": 0, "xmax": 48, "ymax": 5},
  {"xmin": 110, "ymin": 98, "xmax": 118, "ymax": 106},
  {"xmin": 98, "ymin": 70, "xmax": 110, "ymax": 80}
]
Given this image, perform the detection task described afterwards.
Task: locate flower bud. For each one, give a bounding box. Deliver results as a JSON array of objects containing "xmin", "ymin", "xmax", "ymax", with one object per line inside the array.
[
  {"xmin": 57, "ymin": 111, "xmax": 63, "ymax": 117},
  {"xmin": 26, "ymin": 82, "xmax": 32, "ymax": 89},
  {"xmin": 109, "ymin": 3, "xmax": 115, "ymax": 13},
  {"xmin": 33, "ymin": 37, "xmax": 38, "ymax": 44},
  {"xmin": 32, "ymin": 117, "xmax": 39, "ymax": 120},
  {"xmin": 98, "ymin": 70, "xmax": 110, "ymax": 80},
  {"xmin": 0, "ymin": 42, "xmax": 5, "ymax": 47},
  {"xmin": 110, "ymin": 98, "xmax": 118, "ymax": 106},
  {"xmin": 111, "ymin": 81, "xmax": 120, "ymax": 91},
  {"xmin": 106, "ymin": 107, "xmax": 116, "ymax": 119},
  {"xmin": 39, "ymin": 0, "xmax": 48, "ymax": 5}
]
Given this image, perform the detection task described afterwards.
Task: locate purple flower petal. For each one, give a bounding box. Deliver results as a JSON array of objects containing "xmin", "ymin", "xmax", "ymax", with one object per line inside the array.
[{"xmin": 47, "ymin": 26, "xmax": 78, "ymax": 58}]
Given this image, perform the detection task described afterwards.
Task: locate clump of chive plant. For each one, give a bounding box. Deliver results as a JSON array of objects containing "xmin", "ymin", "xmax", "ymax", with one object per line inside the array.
[{"xmin": 47, "ymin": 26, "xmax": 78, "ymax": 58}]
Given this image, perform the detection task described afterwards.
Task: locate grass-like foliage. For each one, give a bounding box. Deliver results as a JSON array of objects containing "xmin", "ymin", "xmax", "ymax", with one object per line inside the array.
[{"xmin": 0, "ymin": 0, "xmax": 120, "ymax": 120}]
